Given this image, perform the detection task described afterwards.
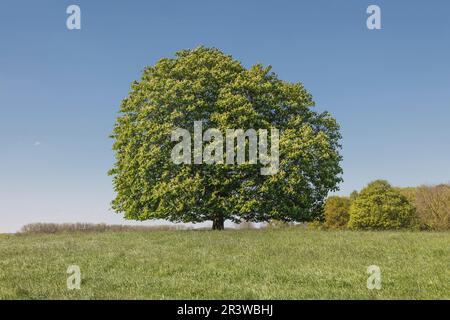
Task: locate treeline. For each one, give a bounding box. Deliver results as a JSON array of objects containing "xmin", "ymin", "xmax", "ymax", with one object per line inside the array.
[
  {"xmin": 318, "ymin": 180, "xmax": 450, "ymax": 231},
  {"xmin": 19, "ymin": 223, "xmax": 188, "ymax": 234}
]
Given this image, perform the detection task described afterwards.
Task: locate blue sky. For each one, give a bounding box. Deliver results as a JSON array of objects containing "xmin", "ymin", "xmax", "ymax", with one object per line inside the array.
[{"xmin": 1, "ymin": 0, "xmax": 449, "ymax": 232}]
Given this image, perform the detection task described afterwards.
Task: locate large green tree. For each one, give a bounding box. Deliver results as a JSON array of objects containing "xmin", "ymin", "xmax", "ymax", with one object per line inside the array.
[{"xmin": 109, "ymin": 47, "xmax": 342, "ymax": 230}]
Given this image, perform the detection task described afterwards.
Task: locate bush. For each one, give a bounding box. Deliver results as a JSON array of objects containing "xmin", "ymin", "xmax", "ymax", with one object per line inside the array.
[
  {"xmin": 348, "ymin": 180, "xmax": 417, "ymax": 230},
  {"xmin": 415, "ymin": 184, "xmax": 450, "ymax": 230},
  {"xmin": 324, "ymin": 196, "xmax": 351, "ymax": 229}
]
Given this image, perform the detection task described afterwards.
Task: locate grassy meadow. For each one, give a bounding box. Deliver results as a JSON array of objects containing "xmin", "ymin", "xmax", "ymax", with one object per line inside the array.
[{"xmin": 0, "ymin": 228, "xmax": 448, "ymax": 299}]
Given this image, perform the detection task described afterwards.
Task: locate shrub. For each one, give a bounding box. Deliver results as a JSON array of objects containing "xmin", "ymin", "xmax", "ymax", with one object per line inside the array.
[
  {"xmin": 324, "ymin": 196, "xmax": 351, "ymax": 229},
  {"xmin": 415, "ymin": 184, "xmax": 450, "ymax": 230},
  {"xmin": 348, "ymin": 180, "xmax": 417, "ymax": 230}
]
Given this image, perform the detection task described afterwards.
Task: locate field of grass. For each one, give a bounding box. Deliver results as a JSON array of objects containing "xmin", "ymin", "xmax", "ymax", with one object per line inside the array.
[{"xmin": 0, "ymin": 228, "xmax": 448, "ymax": 299}]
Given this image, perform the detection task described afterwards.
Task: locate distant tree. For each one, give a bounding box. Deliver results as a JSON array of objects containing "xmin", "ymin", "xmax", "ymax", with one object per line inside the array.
[
  {"xmin": 324, "ymin": 196, "xmax": 351, "ymax": 229},
  {"xmin": 415, "ymin": 184, "xmax": 450, "ymax": 230},
  {"xmin": 348, "ymin": 180, "xmax": 417, "ymax": 230},
  {"xmin": 109, "ymin": 47, "xmax": 343, "ymax": 230}
]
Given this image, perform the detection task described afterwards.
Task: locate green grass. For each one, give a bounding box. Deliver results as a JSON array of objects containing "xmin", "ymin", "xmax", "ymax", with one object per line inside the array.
[{"xmin": 0, "ymin": 229, "xmax": 448, "ymax": 299}]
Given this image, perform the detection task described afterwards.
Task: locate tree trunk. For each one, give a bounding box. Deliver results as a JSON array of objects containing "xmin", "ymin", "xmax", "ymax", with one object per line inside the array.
[{"xmin": 212, "ymin": 216, "xmax": 224, "ymax": 230}]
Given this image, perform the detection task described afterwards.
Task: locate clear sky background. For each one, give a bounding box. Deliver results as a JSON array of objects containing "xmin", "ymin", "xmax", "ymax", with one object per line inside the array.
[{"xmin": 1, "ymin": 0, "xmax": 449, "ymax": 233}]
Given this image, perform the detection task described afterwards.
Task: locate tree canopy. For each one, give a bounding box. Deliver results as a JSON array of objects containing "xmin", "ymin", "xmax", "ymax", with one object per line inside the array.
[{"xmin": 109, "ymin": 47, "xmax": 343, "ymax": 229}]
